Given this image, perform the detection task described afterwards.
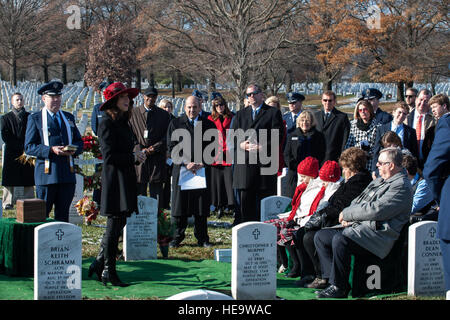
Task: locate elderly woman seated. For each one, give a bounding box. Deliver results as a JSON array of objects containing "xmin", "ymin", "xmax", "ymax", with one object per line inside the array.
[
  {"xmin": 292, "ymin": 147, "xmax": 373, "ymax": 288},
  {"xmin": 265, "ymin": 158, "xmax": 342, "ymax": 279}
]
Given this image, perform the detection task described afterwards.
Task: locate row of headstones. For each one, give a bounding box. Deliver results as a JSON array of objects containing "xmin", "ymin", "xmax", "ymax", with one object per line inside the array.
[{"xmin": 34, "ymin": 191, "xmax": 447, "ymax": 300}]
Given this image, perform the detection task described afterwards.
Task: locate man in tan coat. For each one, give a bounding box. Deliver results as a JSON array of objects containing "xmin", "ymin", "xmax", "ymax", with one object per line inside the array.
[{"xmin": 129, "ymin": 87, "xmax": 171, "ymax": 209}]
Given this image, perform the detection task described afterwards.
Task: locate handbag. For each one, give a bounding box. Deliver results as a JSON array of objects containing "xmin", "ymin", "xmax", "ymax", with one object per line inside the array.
[{"xmin": 304, "ymin": 210, "xmax": 324, "ymax": 232}]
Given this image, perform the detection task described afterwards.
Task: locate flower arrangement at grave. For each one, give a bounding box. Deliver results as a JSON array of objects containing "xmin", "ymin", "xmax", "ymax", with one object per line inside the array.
[
  {"xmin": 82, "ymin": 132, "xmax": 102, "ymax": 159},
  {"xmin": 157, "ymin": 209, "xmax": 175, "ymax": 246},
  {"xmin": 75, "ymin": 196, "xmax": 99, "ymax": 224},
  {"xmin": 83, "ymin": 172, "xmax": 102, "ymax": 191}
]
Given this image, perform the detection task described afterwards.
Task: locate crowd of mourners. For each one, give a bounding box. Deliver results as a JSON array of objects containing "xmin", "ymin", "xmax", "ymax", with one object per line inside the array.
[{"xmin": 1, "ymin": 81, "xmax": 449, "ymax": 295}]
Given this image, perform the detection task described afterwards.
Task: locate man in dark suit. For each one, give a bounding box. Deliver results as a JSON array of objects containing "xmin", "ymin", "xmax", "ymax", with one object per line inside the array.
[
  {"xmin": 422, "ymin": 94, "xmax": 449, "ymax": 165},
  {"xmin": 24, "ymin": 81, "xmax": 84, "ymax": 222},
  {"xmin": 129, "ymin": 87, "xmax": 171, "ymax": 209},
  {"xmin": 360, "ymin": 88, "xmax": 393, "ymax": 125},
  {"xmin": 405, "ymin": 89, "xmax": 435, "ymax": 166},
  {"xmin": 230, "ymin": 84, "xmax": 283, "ymax": 222},
  {"xmin": 283, "ymin": 92, "xmax": 305, "ymax": 134},
  {"xmin": 315, "ymin": 90, "xmax": 350, "ymax": 163},
  {"xmin": 371, "ymin": 101, "xmax": 418, "ymax": 173},
  {"xmin": 192, "ymin": 89, "xmax": 211, "ymax": 119},
  {"xmin": 405, "ymin": 87, "xmax": 418, "ymax": 112},
  {"xmin": 167, "ymin": 95, "xmax": 217, "ymax": 247},
  {"xmin": 423, "ymin": 113, "xmax": 450, "ymax": 300},
  {"xmin": 1, "ymin": 92, "xmax": 35, "ymax": 209}
]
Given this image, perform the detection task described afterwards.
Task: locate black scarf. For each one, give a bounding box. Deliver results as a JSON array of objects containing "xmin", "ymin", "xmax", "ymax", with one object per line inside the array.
[{"xmin": 356, "ymin": 118, "xmax": 372, "ymax": 131}]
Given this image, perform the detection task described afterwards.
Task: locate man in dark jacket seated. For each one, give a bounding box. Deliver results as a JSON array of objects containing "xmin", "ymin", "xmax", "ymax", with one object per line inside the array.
[{"xmin": 314, "ymin": 147, "xmax": 412, "ymax": 298}]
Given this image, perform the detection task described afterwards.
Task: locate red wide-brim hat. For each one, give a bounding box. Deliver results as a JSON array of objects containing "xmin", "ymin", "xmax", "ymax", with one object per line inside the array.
[{"xmin": 100, "ymin": 82, "xmax": 140, "ymax": 111}]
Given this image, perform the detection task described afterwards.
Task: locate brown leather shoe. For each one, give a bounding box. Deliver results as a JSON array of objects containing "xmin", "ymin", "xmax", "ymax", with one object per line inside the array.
[{"xmin": 307, "ymin": 278, "xmax": 328, "ymax": 289}]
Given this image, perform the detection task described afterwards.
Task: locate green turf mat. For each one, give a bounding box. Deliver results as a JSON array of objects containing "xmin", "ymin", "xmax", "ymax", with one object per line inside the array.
[{"xmin": 0, "ymin": 258, "xmax": 403, "ymax": 300}]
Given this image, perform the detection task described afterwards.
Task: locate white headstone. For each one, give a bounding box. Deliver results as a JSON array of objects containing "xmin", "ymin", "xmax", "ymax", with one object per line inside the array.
[
  {"xmin": 277, "ymin": 168, "xmax": 289, "ymax": 197},
  {"xmin": 69, "ymin": 174, "xmax": 84, "ymax": 225},
  {"xmin": 231, "ymin": 222, "xmax": 277, "ymax": 300},
  {"xmin": 166, "ymin": 289, "xmax": 234, "ymax": 300},
  {"xmin": 260, "ymin": 196, "xmax": 292, "ymax": 222},
  {"xmin": 123, "ymin": 196, "xmax": 158, "ymax": 261},
  {"xmin": 408, "ymin": 221, "xmax": 446, "ymax": 297},
  {"xmin": 34, "ymin": 222, "xmax": 82, "ymax": 300}
]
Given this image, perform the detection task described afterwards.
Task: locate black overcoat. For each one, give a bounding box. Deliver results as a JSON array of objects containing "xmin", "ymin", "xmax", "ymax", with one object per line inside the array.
[
  {"xmin": 167, "ymin": 114, "xmax": 217, "ymax": 217},
  {"xmin": 315, "ymin": 107, "xmax": 350, "ymax": 163},
  {"xmin": 283, "ymin": 127, "xmax": 326, "ymax": 198},
  {"xmin": 230, "ymin": 104, "xmax": 283, "ymax": 191},
  {"xmin": 98, "ymin": 113, "xmax": 138, "ymax": 217},
  {"xmin": 1, "ymin": 110, "xmax": 35, "ymax": 186}
]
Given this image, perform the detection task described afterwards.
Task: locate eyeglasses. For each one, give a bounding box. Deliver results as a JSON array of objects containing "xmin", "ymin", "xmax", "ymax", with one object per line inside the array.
[
  {"xmin": 246, "ymin": 91, "xmax": 261, "ymax": 98},
  {"xmin": 322, "ymin": 99, "xmax": 333, "ymax": 102},
  {"xmin": 377, "ymin": 161, "xmax": 391, "ymax": 166},
  {"xmin": 406, "ymin": 95, "xmax": 416, "ymax": 98}
]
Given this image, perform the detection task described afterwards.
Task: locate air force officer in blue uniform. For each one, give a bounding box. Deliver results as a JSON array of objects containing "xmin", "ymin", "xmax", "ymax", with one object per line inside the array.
[
  {"xmin": 24, "ymin": 81, "xmax": 83, "ymax": 222},
  {"xmin": 423, "ymin": 113, "xmax": 450, "ymax": 299}
]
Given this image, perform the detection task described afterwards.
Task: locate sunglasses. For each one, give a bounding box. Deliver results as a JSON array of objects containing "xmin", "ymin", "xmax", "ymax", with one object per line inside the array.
[
  {"xmin": 406, "ymin": 95, "xmax": 416, "ymax": 98},
  {"xmin": 246, "ymin": 91, "xmax": 261, "ymax": 98},
  {"xmin": 322, "ymin": 99, "xmax": 333, "ymax": 102}
]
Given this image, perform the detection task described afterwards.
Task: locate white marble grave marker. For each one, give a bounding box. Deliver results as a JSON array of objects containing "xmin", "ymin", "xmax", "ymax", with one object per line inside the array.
[
  {"xmin": 231, "ymin": 222, "xmax": 277, "ymax": 300},
  {"xmin": 69, "ymin": 174, "xmax": 84, "ymax": 225},
  {"xmin": 408, "ymin": 221, "xmax": 446, "ymax": 297},
  {"xmin": 34, "ymin": 222, "xmax": 82, "ymax": 300},
  {"xmin": 123, "ymin": 196, "xmax": 158, "ymax": 261},
  {"xmin": 260, "ymin": 196, "xmax": 292, "ymax": 222}
]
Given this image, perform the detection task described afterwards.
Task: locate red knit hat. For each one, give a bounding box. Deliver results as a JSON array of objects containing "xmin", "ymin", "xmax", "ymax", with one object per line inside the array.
[
  {"xmin": 319, "ymin": 160, "xmax": 341, "ymax": 182},
  {"xmin": 297, "ymin": 157, "xmax": 319, "ymax": 178}
]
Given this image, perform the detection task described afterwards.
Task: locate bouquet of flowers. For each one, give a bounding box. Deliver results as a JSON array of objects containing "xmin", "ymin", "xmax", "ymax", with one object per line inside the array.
[
  {"xmin": 82, "ymin": 133, "xmax": 102, "ymax": 159},
  {"xmin": 83, "ymin": 172, "xmax": 102, "ymax": 191},
  {"xmin": 157, "ymin": 209, "xmax": 174, "ymax": 245},
  {"xmin": 75, "ymin": 196, "xmax": 99, "ymax": 224}
]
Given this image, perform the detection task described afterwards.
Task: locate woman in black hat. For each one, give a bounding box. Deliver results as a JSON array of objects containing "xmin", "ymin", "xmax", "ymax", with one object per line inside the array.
[{"xmin": 88, "ymin": 82, "xmax": 146, "ymax": 287}]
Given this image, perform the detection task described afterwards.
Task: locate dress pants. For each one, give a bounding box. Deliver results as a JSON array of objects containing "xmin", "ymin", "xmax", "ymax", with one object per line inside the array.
[
  {"xmin": 2, "ymin": 186, "xmax": 35, "ymax": 208},
  {"xmin": 239, "ymin": 186, "xmax": 276, "ymax": 222},
  {"xmin": 172, "ymin": 215, "xmax": 209, "ymax": 245},
  {"xmin": 137, "ymin": 182, "xmax": 163, "ymax": 209},
  {"xmin": 36, "ymin": 183, "xmax": 75, "ymax": 222},
  {"xmin": 292, "ymin": 227, "xmax": 316, "ymax": 277},
  {"xmin": 314, "ymin": 228, "xmax": 375, "ymax": 290}
]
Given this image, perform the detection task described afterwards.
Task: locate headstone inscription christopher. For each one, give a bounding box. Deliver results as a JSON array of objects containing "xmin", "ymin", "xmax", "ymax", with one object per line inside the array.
[
  {"xmin": 260, "ymin": 196, "xmax": 292, "ymax": 222},
  {"xmin": 231, "ymin": 222, "xmax": 277, "ymax": 300},
  {"xmin": 34, "ymin": 222, "xmax": 82, "ymax": 300},
  {"xmin": 123, "ymin": 196, "xmax": 158, "ymax": 261},
  {"xmin": 408, "ymin": 221, "xmax": 446, "ymax": 297}
]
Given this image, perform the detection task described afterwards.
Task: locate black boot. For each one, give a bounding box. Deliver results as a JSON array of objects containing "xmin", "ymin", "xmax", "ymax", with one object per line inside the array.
[
  {"xmin": 101, "ymin": 265, "xmax": 129, "ymax": 287},
  {"xmin": 285, "ymin": 243, "xmax": 301, "ymax": 278},
  {"xmin": 88, "ymin": 246, "xmax": 104, "ymax": 281}
]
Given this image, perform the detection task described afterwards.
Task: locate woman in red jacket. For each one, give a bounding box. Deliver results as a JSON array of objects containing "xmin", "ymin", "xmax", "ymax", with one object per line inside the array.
[{"xmin": 208, "ymin": 94, "xmax": 234, "ymax": 218}]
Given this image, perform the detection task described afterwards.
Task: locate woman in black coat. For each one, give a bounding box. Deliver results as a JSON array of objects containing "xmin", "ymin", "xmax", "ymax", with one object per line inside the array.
[
  {"xmin": 292, "ymin": 147, "xmax": 372, "ymax": 289},
  {"xmin": 88, "ymin": 83, "xmax": 146, "ymax": 287},
  {"xmin": 284, "ymin": 110, "xmax": 325, "ymax": 198}
]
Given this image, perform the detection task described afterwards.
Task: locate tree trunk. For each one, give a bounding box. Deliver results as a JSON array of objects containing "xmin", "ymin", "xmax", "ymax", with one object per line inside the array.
[
  {"xmin": 171, "ymin": 72, "xmax": 176, "ymax": 98},
  {"xmin": 285, "ymin": 69, "xmax": 293, "ymax": 93},
  {"xmin": 149, "ymin": 70, "xmax": 155, "ymax": 87},
  {"xmin": 176, "ymin": 69, "xmax": 182, "ymax": 92},
  {"xmin": 136, "ymin": 68, "xmax": 141, "ymax": 90},
  {"xmin": 62, "ymin": 63, "xmax": 67, "ymax": 84},
  {"xmin": 43, "ymin": 57, "xmax": 49, "ymax": 83},
  {"xmin": 406, "ymin": 81, "xmax": 414, "ymax": 89},
  {"xmin": 324, "ymin": 79, "xmax": 332, "ymax": 91},
  {"xmin": 9, "ymin": 55, "xmax": 17, "ymax": 86},
  {"xmin": 396, "ymin": 81, "xmax": 405, "ymax": 101}
]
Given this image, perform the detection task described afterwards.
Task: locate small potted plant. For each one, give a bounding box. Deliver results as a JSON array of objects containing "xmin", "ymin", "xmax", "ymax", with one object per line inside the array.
[{"xmin": 157, "ymin": 209, "xmax": 174, "ymax": 258}]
